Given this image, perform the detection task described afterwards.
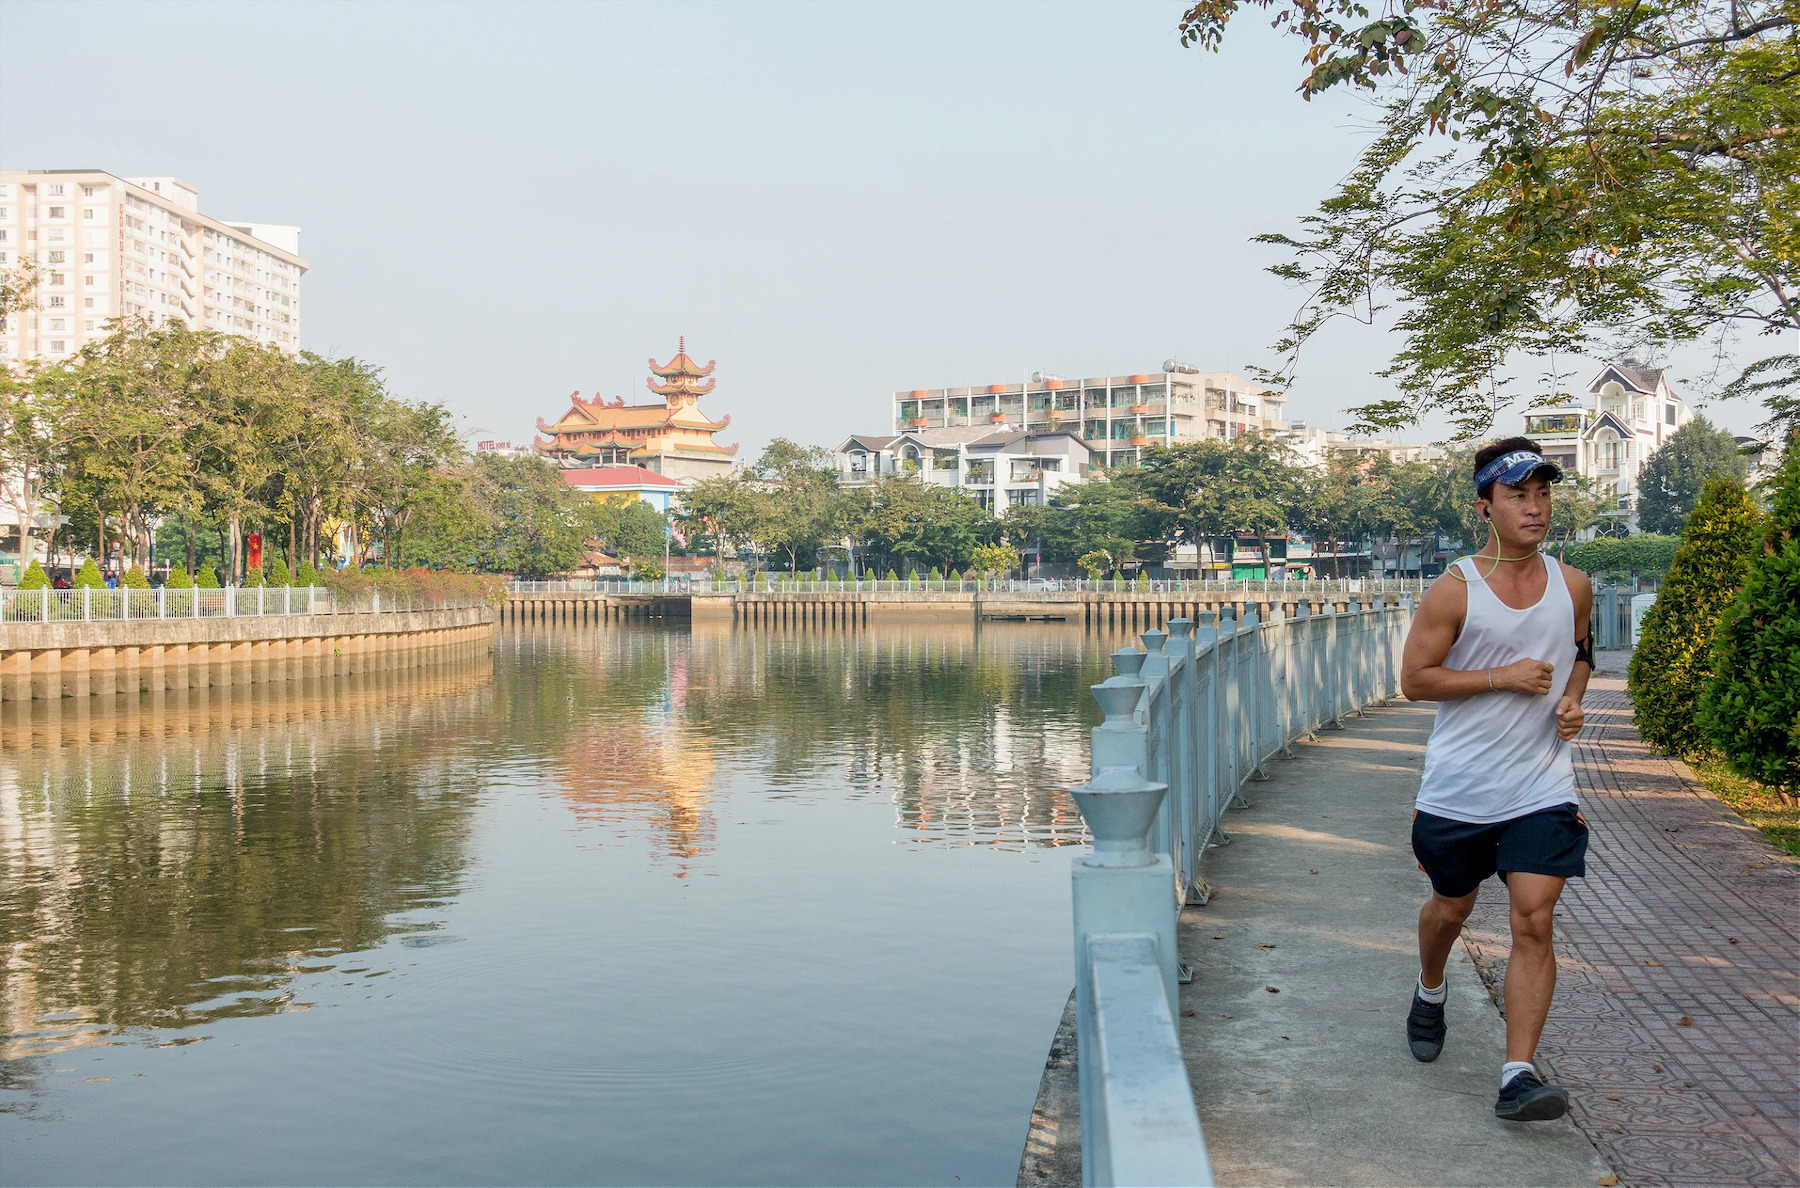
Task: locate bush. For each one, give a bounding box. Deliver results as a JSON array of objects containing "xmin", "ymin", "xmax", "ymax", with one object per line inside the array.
[
  {"xmin": 1699, "ymin": 444, "xmax": 1800, "ymax": 791},
  {"xmin": 196, "ymin": 565, "xmax": 221, "ymax": 588},
  {"xmin": 1561, "ymin": 534, "xmax": 1681, "ymax": 580},
  {"xmin": 1628, "ymin": 477, "xmax": 1762, "ymax": 758},
  {"xmin": 165, "ymin": 566, "xmax": 194, "ymax": 589},
  {"xmin": 123, "ymin": 565, "xmax": 150, "ymax": 589},
  {"xmin": 18, "ymin": 559, "xmax": 47, "ymax": 590},
  {"xmin": 269, "ymin": 557, "xmax": 292, "ymax": 586},
  {"xmin": 885, "ymin": 568, "xmax": 899, "ymax": 582},
  {"xmin": 74, "ymin": 559, "xmax": 105, "ymax": 589},
  {"xmin": 296, "ymin": 561, "xmax": 319, "ymax": 586},
  {"xmin": 929, "ymin": 567, "xmax": 942, "ymax": 582},
  {"xmin": 318, "ymin": 567, "xmax": 508, "ymax": 608},
  {"xmin": 634, "ymin": 559, "xmax": 667, "ymax": 582},
  {"xmin": 244, "ymin": 565, "xmax": 265, "ymax": 588},
  {"xmin": 948, "ymin": 568, "xmax": 962, "ymax": 582}
]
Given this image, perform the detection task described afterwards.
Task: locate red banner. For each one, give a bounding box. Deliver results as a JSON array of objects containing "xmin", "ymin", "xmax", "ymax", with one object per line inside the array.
[{"xmin": 247, "ymin": 533, "xmax": 263, "ymax": 573}]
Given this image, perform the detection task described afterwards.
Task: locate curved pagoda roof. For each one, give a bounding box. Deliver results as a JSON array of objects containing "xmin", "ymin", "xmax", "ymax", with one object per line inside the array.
[{"xmin": 648, "ymin": 335, "xmax": 717, "ymax": 399}]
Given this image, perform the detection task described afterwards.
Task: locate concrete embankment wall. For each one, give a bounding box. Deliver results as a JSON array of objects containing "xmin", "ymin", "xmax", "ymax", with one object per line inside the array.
[
  {"xmin": 507, "ymin": 590, "xmax": 1379, "ymax": 631},
  {"xmin": 0, "ymin": 606, "xmax": 496, "ymax": 700}
]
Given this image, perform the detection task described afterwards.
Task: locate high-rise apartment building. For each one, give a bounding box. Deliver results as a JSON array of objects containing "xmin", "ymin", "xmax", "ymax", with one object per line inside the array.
[
  {"xmin": 892, "ymin": 362, "xmax": 1286, "ymax": 469},
  {"xmin": 0, "ymin": 170, "xmax": 307, "ymax": 364}
]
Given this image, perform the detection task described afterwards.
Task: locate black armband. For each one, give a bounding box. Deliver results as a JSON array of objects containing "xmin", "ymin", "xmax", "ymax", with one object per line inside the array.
[{"xmin": 1574, "ymin": 635, "xmax": 1594, "ymax": 667}]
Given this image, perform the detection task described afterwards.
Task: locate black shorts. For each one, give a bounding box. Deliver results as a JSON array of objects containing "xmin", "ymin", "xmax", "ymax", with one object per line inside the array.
[{"xmin": 1411, "ymin": 803, "xmax": 1588, "ymax": 899}]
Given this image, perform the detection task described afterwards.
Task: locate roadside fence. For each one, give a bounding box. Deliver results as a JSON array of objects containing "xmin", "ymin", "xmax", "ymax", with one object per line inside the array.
[
  {"xmin": 0, "ymin": 586, "xmax": 492, "ymax": 625},
  {"xmin": 1063, "ymin": 598, "xmax": 1415, "ymax": 1186}
]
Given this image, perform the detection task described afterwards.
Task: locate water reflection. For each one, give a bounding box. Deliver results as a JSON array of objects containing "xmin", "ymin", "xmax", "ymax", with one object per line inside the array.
[
  {"xmin": 1, "ymin": 621, "xmax": 1123, "ymax": 1184},
  {"xmin": 0, "ymin": 666, "xmax": 493, "ymax": 1075}
]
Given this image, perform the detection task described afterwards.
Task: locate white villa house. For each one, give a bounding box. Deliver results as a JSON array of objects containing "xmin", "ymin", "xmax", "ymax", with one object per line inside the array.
[
  {"xmin": 1523, "ymin": 363, "xmax": 1694, "ymax": 528},
  {"xmin": 835, "ymin": 427, "xmax": 1094, "ymax": 514}
]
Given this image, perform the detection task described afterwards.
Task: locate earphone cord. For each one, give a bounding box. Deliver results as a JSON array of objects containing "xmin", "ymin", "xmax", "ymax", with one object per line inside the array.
[{"xmin": 1449, "ymin": 547, "xmax": 1543, "ymax": 583}]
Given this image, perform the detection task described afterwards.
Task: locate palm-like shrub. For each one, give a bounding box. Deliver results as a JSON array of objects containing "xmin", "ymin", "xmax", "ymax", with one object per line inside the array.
[
  {"xmin": 1700, "ymin": 444, "xmax": 1800, "ymax": 790},
  {"xmin": 1628, "ymin": 476, "xmax": 1762, "ymax": 758}
]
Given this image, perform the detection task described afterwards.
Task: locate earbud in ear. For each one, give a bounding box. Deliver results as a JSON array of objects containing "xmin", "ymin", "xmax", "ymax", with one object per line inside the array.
[{"xmin": 1482, "ymin": 509, "xmax": 1491, "ymax": 520}]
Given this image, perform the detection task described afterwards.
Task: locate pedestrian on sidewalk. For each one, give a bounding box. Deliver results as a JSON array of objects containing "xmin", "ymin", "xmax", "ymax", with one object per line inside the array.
[{"xmin": 1398, "ymin": 437, "xmax": 1594, "ymax": 1122}]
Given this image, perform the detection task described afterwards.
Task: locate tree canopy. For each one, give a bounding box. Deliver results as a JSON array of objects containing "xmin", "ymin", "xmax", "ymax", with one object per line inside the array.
[
  {"xmin": 1636, "ymin": 415, "xmax": 1752, "ymax": 534},
  {"xmin": 1179, "ymin": 0, "xmax": 1798, "ymax": 436}
]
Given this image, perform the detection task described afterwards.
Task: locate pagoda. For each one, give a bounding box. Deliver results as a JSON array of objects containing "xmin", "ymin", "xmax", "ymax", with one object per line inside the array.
[{"xmin": 534, "ymin": 337, "xmax": 738, "ymax": 481}]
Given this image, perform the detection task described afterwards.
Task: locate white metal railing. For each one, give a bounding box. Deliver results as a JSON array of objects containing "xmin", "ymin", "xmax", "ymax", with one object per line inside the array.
[
  {"xmin": 0, "ymin": 586, "xmax": 492, "ymax": 625},
  {"xmin": 507, "ymin": 577, "xmax": 1432, "ymax": 598},
  {"xmin": 1062, "ymin": 598, "xmax": 1415, "ymax": 1186}
]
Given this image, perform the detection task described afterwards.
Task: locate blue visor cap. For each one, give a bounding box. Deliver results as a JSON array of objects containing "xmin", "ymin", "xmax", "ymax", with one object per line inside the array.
[{"xmin": 1475, "ymin": 450, "xmax": 1563, "ymax": 492}]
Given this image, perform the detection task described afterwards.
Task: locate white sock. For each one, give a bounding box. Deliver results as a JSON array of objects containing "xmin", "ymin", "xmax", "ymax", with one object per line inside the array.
[
  {"xmin": 1417, "ymin": 972, "xmax": 1447, "ymax": 1004},
  {"xmin": 1501, "ymin": 1061, "xmax": 1536, "ymax": 1088}
]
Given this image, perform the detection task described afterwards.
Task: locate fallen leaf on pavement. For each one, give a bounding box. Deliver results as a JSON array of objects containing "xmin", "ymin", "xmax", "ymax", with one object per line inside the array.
[
  {"xmin": 1180, "ymin": 1009, "xmax": 1195, "ymax": 1017},
  {"xmin": 1678, "ymin": 1016, "xmax": 1693, "ymax": 1027},
  {"xmin": 1645, "ymin": 960, "xmax": 1663, "ymax": 966},
  {"xmin": 1253, "ymin": 1089, "xmax": 1272, "ymax": 1095},
  {"xmin": 1599, "ymin": 1177, "xmax": 1619, "ymax": 1187},
  {"xmin": 1266, "ymin": 986, "xmax": 1280, "ymax": 993},
  {"xmin": 1260, "ymin": 943, "xmax": 1276, "ymax": 949},
  {"xmin": 1213, "ymin": 934, "xmax": 1225, "ymax": 940}
]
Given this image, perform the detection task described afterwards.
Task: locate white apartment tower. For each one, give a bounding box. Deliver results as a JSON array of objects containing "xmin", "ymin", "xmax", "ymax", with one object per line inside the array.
[{"xmin": 0, "ymin": 170, "xmax": 307, "ymax": 364}]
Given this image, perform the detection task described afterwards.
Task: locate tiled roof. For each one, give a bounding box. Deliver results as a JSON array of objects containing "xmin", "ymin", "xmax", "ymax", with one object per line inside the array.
[{"xmin": 558, "ymin": 466, "xmax": 687, "ymax": 488}]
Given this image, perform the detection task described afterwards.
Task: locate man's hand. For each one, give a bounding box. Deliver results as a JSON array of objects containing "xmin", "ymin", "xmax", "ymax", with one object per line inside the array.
[
  {"xmin": 1554, "ymin": 695, "xmax": 1584, "ymax": 740},
  {"xmin": 1494, "ymin": 658, "xmax": 1555, "ymax": 696}
]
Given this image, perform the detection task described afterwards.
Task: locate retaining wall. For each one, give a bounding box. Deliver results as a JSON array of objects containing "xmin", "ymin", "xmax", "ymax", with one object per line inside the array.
[{"xmin": 0, "ymin": 606, "xmax": 496, "ymax": 700}]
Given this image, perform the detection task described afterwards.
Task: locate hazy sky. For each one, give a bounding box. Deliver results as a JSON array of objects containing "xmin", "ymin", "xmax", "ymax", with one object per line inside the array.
[{"xmin": 1, "ymin": 0, "xmax": 1783, "ymax": 456}]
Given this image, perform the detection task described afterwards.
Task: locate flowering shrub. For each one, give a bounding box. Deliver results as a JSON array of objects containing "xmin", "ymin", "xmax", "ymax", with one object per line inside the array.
[{"xmin": 320, "ymin": 567, "xmax": 508, "ymax": 608}]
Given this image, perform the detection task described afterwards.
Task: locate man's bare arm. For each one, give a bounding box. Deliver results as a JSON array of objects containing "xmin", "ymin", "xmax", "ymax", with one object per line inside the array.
[
  {"xmin": 1554, "ymin": 561, "xmax": 1593, "ymax": 739},
  {"xmin": 1401, "ymin": 574, "xmax": 1555, "ymax": 702}
]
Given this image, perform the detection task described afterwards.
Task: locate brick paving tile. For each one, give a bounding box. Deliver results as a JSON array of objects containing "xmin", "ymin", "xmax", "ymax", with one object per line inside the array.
[{"xmin": 1460, "ymin": 673, "xmax": 1799, "ymax": 1188}]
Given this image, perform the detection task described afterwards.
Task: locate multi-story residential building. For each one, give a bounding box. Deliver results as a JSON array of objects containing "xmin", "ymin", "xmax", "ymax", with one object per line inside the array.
[
  {"xmin": 836, "ymin": 427, "xmax": 1093, "ymax": 513},
  {"xmin": 0, "ymin": 170, "xmax": 307, "ymax": 365},
  {"xmin": 891, "ymin": 361, "xmax": 1286, "ymax": 469},
  {"xmin": 1522, "ymin": 363, "xmax": 1693, "ymax": 524}
]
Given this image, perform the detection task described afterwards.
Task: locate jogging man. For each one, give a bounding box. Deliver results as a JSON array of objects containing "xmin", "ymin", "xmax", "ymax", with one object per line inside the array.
[{"xmin": 1398, "ymin": 437, "xmax": 1593, "ymax": 1122}]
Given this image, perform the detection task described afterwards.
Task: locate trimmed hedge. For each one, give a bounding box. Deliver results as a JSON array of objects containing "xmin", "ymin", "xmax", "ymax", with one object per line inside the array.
[
  {"xmin": 1700, "ymin": 444, "xmax": 1800, "ymax": 790},
  {"xmin": 1628, "ymin": 477, "xmax": 1762, "ymax": 758},
  {"xmin": 74, "ymin": 559, "xmax": 105, "ymax": 589},
  {"xmin": 1560, "ymin": 534, "xmax": 1680, "ymax": 580},
  {"xmin": 18, "ymin": 559, "xmax": 47, "ymax": 590},
  {"xmin": 320, "ymin": 567, "xmax": 508, "ymax": 608}
]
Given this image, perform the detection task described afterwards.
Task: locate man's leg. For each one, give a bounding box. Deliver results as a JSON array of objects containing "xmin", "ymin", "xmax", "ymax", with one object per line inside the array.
[
  {"xmin": 1502, "ymin": 872, "xmax": 1566, "ymax": 1062},
  {"xmin": 1418, "ymin": 888, "xmax": 1478, "ymax": 989}
]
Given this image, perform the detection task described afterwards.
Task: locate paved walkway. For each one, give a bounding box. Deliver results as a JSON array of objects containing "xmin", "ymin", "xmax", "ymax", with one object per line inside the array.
[
  {"xmin": 1460, "ymin": 669, "xmax": 1799, "ymax": 1187},
  {"xmin": 1021, "ymin": 662, "xmax": 1798, "ymax": 1187}
]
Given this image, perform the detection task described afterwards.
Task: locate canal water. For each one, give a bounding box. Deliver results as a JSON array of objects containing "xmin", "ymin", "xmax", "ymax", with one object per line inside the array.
[{"xmin": 0, "ymin": 620, "xmax": 1119, "ymax": 1185}]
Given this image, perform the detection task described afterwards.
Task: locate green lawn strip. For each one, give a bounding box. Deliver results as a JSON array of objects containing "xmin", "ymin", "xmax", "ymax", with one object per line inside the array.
[{"xmin": 1690, "ymin": 758, "xmax": 1800, "ymax": 858}]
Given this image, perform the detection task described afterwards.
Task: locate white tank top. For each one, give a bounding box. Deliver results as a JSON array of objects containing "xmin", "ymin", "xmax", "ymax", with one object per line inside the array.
[{"xmin": 1416, "ymin": 555, "xmax": 1579, "ymax": 823}]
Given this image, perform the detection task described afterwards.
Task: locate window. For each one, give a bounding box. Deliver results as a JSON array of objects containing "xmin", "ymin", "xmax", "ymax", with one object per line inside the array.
[
  {"xmin": 85, "ymin": 320, "xmax": 95, "ymax": 330},
  {"xmin": 49, "ymin": 340, "xmax": 64, "ymax": 352},
  {"xmin": 1665, "ymin": 404, "xmax": 1676, "ymax": 425},
  {"xmin": 46, "ymin": 184, "xmax": 64, "ymax": 197},
  {"xmin": 83, "ymin": 208, "xmax": 95, "ymax": 220},
  {"xmin": 84, "ymin": 298, "xmax": 94, "ymax": 308},
  {"xmin": 47, "ymin": 206, "xmax": 65, "ymax": 219},
  {"xmin": 49, "ymin": 318, "xmax": 65, "ymax": 330},
  {"xmin": 83, "ymin": 253, "xmax": 93, "ymax": 263},
  {"xmin": 82, "ymin": 186, "xmax": 99, "ymax": 198},
  {"xmin": 48, "ymin": 296, "xmax": 64, "ymax": 308},
  {"xmin": 47, "ymin": 251, "xmax": 64, "ymax": 263},
  {"xmin": 49, "ymin": 272, "xmax": 64, "ymax": 285},
  {"xmin": 0, "ymin": 231, "xmax": 7, "ymax": 242},
  {"xmin": 0, "ymin": 208, "xmax": 7, "ymax": 218},
  {"xmin": 84, "ymin": 276, "xmax": 96, "ymax": 287}
]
